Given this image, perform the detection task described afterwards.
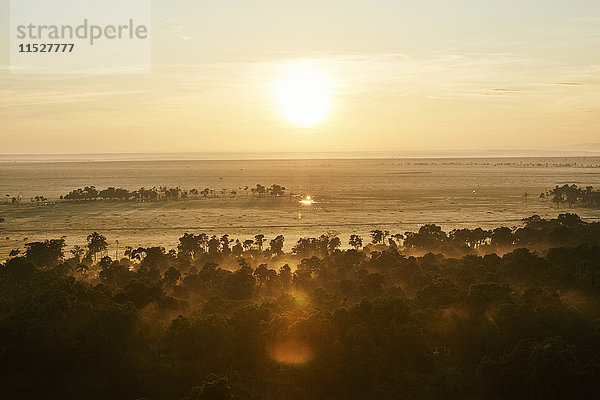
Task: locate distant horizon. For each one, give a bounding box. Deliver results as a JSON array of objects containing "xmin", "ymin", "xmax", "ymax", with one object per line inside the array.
[{"xmin": 2, "ymin": 147, "xmax": 600, "ymax": 163}]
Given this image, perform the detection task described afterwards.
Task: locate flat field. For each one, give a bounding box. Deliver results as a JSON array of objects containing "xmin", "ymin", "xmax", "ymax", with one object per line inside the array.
[{"xmin": 1, "ymin": 157, "xmax": 599, "ymax": 258}]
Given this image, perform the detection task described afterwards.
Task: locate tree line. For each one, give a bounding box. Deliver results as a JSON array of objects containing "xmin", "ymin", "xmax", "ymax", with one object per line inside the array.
[
  {"xmin": 59, "ymin": 184, "xmax": 287, "ymax": 202},
  {"xmin": 11, "ymin": 213, "xmax": 597, "ymax": 265}
]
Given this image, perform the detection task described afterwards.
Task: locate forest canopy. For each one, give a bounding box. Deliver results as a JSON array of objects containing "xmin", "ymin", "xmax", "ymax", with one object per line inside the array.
[{"xmin": 1, "ymin": 214, "xmax": 600, "ymax": 399}]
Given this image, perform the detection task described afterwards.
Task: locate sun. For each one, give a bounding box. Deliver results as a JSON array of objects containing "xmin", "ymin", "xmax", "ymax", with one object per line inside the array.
[{"xmin": 273, "ymin": 69, "xmax": 334, "ymax": 126}]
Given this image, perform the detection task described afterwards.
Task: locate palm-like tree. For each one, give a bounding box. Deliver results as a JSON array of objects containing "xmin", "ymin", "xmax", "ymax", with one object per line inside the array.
[
  {"xmin": 255, "ymin": 234, "xmax": 265, "ymax": 251},
  {"xmin": 86, "ymin": 232, "xmax": 108, "ymax": 262}
]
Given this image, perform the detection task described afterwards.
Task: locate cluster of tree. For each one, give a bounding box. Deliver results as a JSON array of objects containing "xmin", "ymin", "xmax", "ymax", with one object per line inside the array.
[
  {"xmin": 541, "ymin": 184, "xmax": 600, "ymax": 208},
  {"xmin": 353, "ymin": 214, "xmax": 599, "ymax": 256},
  {"xmin": 59, "ymin": 184, "xmax": 287, "ymax": 202},
  {"xmin": 2, "ymin": 214, "xmax": 600, "ymax": 399}
]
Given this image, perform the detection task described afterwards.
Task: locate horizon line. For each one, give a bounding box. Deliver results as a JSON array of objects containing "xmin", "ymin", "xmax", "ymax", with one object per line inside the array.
[{"xmin": 1, "ymin": 149, "xmax": 600, "ymax": 163}]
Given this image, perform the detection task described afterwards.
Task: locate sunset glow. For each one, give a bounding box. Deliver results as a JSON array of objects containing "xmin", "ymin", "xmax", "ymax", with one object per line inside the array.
[{"xmin": 273, "ymin": 69, "xmax": 333, "ymax": 126}]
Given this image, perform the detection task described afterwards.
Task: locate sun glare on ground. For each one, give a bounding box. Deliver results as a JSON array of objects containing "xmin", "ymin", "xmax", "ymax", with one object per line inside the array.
[
  {"xmin": 300, "ymin": 195, "xmax": 315, "ymax": 205},
  {"xmin": 273, "ymin": 68, "xmax": 334, "ymax": 126}
]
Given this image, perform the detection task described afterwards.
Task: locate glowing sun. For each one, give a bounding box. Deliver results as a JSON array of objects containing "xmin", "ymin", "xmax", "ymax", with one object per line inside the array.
[{"xmin": 273, "ymin": 69, "xmax": 333, "ymax": 126}]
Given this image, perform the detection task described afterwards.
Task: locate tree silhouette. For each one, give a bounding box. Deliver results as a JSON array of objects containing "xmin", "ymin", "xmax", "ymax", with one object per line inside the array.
[
  {"xmin": 207, "ymin": 236, "xmax": 221, "ymax": 257},
  {"xmin": 269, "ymin": 235, "xmax": 285, "ymax": 255},
  {"xmin": 370, "ymin": 230, "xmax": 384, "ymax": 245},
  {"xmin": 70, "ymin": 245, "xmax": 85, "ymax": 263},
  {"xmin": 25, "ymin": 238, "xmax": 65, "ymax": 267},
  {"xmin": 254, "ymin": 234, "xmax": 265, "ymax": 251},
  {"xmin": 242, "ymin": 239, "xmax": 254, "ymax": 251},
  {"xmin": 86, "ymin": 232, "xmax": 108, "ymax": 262},
  {"xmin": 349, "ymin": 234, "xmax": 363, "ymax": 250}
]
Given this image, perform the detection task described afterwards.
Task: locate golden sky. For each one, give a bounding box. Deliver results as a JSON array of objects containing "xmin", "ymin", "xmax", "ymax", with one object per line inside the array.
[{"xmin": 1, "ymin": 0, "xmax": 599, "ymax": 155}]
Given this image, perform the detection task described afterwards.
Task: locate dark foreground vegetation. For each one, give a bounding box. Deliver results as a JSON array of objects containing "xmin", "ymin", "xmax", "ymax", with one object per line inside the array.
[{"xmin": 2, "ymin": 214, "xmax": 600, "ymax": 399}]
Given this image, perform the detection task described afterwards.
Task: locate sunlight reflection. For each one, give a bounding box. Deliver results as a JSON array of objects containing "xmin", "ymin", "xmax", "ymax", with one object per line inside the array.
[{"xmin": 299, "ymin": 195, "xmax": 315, "ymax": 205}]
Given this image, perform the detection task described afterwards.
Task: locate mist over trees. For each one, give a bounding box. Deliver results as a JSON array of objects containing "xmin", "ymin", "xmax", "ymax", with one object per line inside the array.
[{"xmin": 2, "ymin": 214, "xmax": 600, "ymax": 399}]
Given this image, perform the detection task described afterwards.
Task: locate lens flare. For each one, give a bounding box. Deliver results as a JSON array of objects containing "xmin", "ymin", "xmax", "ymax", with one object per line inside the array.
[{"xmin": 268, "ymin": 338, "xmax": 314, "ymax": 365}]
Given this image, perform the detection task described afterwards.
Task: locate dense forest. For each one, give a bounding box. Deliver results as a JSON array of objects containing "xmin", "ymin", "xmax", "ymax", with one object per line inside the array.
[{"xmin": 2, "ymin": 214, "xmax": 600, "ymax": 399}]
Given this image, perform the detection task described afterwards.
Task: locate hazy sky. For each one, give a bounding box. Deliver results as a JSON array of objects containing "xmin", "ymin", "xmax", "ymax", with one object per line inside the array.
[{"xmin": 1, "ymin": 0, "xmax": 599, "ymax": 155}]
